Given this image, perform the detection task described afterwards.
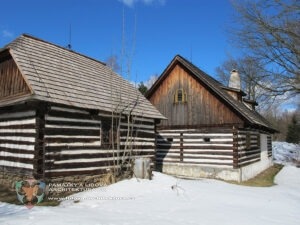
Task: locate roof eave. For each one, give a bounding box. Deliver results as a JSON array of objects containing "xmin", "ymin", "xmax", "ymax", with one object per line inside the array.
[{"xmin": 0, "ymin": 94, "xmax": 35, "ymax": 108}]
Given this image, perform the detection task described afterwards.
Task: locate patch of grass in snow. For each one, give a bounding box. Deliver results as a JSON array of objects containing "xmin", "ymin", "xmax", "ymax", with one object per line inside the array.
[
  {"xmin": 0, "ymin": 185, "xmax": 60, "ymax": 206},
  {"xmin": 229, "ymin": 164, "xmax": 284, "ymax": 187}
]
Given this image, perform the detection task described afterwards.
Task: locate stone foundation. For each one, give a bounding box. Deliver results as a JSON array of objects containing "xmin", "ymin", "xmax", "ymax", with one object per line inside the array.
[
  {"xmin": 159, "ymin": 158, "xmax": 273, "ymax": 182},
  {"xmin": 0, "ymin": 170, "xmax": 32, "ymax": 190},
  {"xmin": 159, "ymin": 163, "xmax": 240, "ymax": 181}
]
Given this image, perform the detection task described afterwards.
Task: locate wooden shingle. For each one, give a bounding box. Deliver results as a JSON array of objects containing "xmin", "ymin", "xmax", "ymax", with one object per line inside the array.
[{"xmin": 3, "ymin": 34, "xmax": 164, "ymax": 119}]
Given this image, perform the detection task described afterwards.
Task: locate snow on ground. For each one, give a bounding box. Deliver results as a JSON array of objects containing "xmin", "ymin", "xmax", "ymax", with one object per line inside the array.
[
  {"xmin": 0, "ymin": 142, "xmax": 299, "ymax": 225},
  {"xmin": 273, "ymin": 142, "xmax": 300, "ymax": 165}
]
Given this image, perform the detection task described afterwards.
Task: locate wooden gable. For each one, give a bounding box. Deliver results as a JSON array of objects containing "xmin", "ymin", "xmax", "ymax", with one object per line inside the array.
[
  {"xmin": 148, "ymin": 63, "xmax": 244, "ymax": 127},
  {"xmin": 0, "ymin": 52, "xmax": 31, "ymax": 101}
]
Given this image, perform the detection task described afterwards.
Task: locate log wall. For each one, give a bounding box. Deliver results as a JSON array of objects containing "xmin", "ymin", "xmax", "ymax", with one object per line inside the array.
[
  {"xmin": 156, "ymin": 129, "xmax": 234, "ymax": 168},
  {"xmin": 0, "ymin": 109, "xmax": 36, "ymax": 175},
  {"xmin": 156, "ymin": 128, "xmax": 266, "ymax": 170},
  {"xmin": 44, "ymin": 105, "xmax": 102, "ymax": 177},
  {"xmin": 236, "ymin": 130, "xmax": 261, "ymax": 167},
  {"xmin": 120, "ymin": 116, "xmax": 156, "ymax": 162},
  {"xmin": 44, "ymin": 105, "xmax": 155, "ymax": 177},
  {"xmin": 0, "ymin": 103, "xmax": 156, "ymax": 179}
]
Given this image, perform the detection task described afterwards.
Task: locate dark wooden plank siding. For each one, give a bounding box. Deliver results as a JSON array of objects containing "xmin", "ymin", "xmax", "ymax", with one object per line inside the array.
[
  {"xmin": 149, "ymin": 64, "xmax": 244, "ymax": 127},
  {"xmin": 156, "ymin": 129, "xmax": 234, "ymax": 168},
  {"xmin": 0, "ymin": 58, "xmax": 30, "ymax": 99},
  {"xmin": 0, "ymin": 108, "xmax": 36, "ymax": 175}
]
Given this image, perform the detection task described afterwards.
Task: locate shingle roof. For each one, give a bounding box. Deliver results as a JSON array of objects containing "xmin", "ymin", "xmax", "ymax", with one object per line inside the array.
[
  {"xmin": 2, "ymin": 34, "xmax": 165, "ymax": 119},
  {"xmin": 146, "ymin": 55, "xmax": 276, "ymax": 132}
]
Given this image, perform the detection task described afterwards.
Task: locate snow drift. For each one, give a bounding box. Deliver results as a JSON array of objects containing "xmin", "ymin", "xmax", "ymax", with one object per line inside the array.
[
  {"xmin": 273, "ymin": 141, "xmax": 300, "ymax": 166},
  {"xmin": 0, "ymin": 142, "xmax": 299, "ymax": 225}
]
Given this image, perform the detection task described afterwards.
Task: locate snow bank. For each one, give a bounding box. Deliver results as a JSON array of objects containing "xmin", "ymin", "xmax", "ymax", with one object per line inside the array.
[
  {"xmin": 1, "ymin": 167, "xmax": 300, "ymax": 225},
  {"xmin": 275, "ymin": 165, "xmax": 300, "ymax": 188},
  {"xmin": 273, "ymin": 142, "xmax": 300, "ymax": 165},
  {"xmin": 0, "ymin": 142, "xmax": 299, "ymax": 225}
]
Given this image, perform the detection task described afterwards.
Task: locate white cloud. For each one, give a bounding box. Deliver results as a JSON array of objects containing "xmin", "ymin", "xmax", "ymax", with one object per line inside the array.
[
  {"xmin": 119, "ymin": 0, "xmax": 135, "ymax": 7},
  {"xmin": 118, "ymin": 0, "xmax": 165, "ymax": 7},
  {"xmin": 145, "ymin": 74, "xmax": 159, "ymax": 88},
  {"xmin": 2, "ymin": 30, "xmax": 14, "ymax": 38}
]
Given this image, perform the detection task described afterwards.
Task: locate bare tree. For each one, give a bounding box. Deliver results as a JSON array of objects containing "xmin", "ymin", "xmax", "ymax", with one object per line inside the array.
[
  {"xmin": 229, "ymin": 0, "xmax": 300, "ymax": 96},
  {"xmin": 105, "ymin": 55, "xmax": 121, "ymax": 73},
  {"xmin": 216, "ymin": 56, "xmax": 275, "ymax": 110},
  {"xmin": 104, "ymin": 8, "xmax": 150, "ymax": 180},
  {"xmin": 261, "ymin": 104, "xmax": 299, "ymax": 141}
]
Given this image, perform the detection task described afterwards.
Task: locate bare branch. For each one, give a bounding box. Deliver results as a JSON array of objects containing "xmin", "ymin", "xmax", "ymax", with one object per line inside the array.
[{"xmin": 228, "ymin": 0, "xmax": 300, "ymax": 97}]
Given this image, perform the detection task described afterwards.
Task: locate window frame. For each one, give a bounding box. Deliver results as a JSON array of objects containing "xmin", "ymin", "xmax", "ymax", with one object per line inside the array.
[{"xmin": 174, "ymin": 88, "xmax": 187, "ymax": 104}]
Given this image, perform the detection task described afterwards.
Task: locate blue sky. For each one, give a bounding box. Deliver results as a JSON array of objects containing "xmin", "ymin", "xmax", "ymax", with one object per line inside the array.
[{"xmin": 0, "ymin": 0, "xmax": 236, "ymax": 84}]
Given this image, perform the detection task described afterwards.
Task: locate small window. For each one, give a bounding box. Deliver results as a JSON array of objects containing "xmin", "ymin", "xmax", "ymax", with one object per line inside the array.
[
  {"xmin": 174, "ymin": 89, "xmax": 187, "ymax": 103},
  {"xmin": 204, "ymin": 137, "xmax": 210, "ymax": 142},
  {"xmin": 167, "ymin": 138, "xmax": 173, "ymax": 142}
]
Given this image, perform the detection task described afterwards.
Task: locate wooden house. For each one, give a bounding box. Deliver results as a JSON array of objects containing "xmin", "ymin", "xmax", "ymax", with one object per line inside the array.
[
  {"xmin": 146, "ymin": 55, "xmax": 276, "ymax": 182},
  {"xmin": 0, "ymin": 34, "xmax": 164, "ymax": 186}
]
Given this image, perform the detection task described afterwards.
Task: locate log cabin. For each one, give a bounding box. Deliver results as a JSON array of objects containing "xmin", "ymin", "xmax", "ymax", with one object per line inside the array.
[
  {"xmin": 146, "ymin": 55, "xmax": 277, "ymax": 182},
  {"xmin": 0, "ymin": 34, "xmax": 164, "ymax": 187}
]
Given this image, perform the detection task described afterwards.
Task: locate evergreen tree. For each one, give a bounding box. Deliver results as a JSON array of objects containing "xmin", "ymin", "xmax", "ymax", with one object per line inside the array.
[
  {"xmin": 286, "ymin": 114, "xmax": 300, "ymax": 143},
  {"xmin": 138, "ymin": 82, "xmax": 148, "ymax": 96}
]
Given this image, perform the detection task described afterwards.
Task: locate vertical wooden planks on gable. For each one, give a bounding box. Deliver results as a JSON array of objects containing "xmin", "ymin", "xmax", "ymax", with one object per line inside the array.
[{"xmin": 0, "ymin": 58, "xmax": 31, "ymax": 99}]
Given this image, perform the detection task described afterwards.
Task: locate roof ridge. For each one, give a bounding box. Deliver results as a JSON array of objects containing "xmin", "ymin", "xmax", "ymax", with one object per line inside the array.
[
  {"xmin": 20, "ymin": 33, "xmax": 107, "ymax": 66},
  {"xmin": 175, "ymin": 55, "xmax": 223, "ymax": 86}
]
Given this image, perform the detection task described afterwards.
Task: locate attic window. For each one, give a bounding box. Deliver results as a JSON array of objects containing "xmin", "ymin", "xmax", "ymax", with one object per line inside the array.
[{"xmin": 174, "ymin": 89, "xmax": 187, "ymax": 103}]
